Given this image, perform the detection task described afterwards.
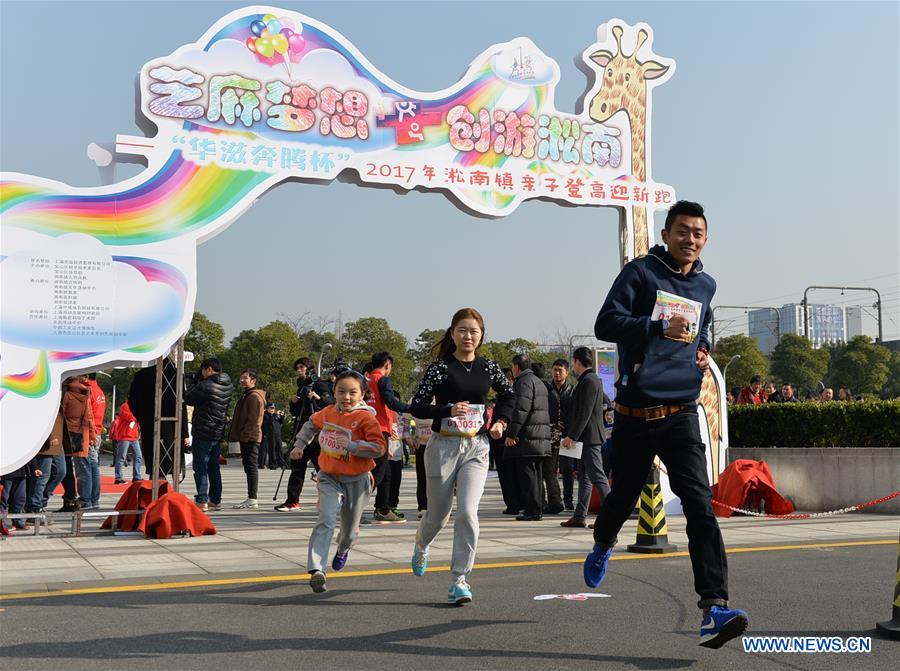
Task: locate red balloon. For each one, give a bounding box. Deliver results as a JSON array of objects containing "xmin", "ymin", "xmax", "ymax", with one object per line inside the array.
[{"xmin": 245, "ymin": 36, "xmax": 258, "ymax": 54}]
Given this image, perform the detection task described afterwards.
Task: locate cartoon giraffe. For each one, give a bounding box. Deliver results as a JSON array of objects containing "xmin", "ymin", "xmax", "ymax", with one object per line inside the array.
[
  {"xmin": 588, "ymin": 24, "xmax": 726, "ymax": 475},
  {"xmin": 587, "ymin": 24, "xmax": 670, "ymax": 261}
]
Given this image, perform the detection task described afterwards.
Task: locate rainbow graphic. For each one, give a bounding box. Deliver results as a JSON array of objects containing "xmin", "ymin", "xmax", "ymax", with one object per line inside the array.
[{"xmin": 0, "ymin": 352, "xmax": 51, "ymax": 400}]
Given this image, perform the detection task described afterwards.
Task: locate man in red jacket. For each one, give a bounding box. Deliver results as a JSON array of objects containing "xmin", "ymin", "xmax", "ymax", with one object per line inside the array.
[
  {"xmin": 368, "ymin": 352, "xmax": 410, "ymax": 523},
  {"xmin": 110, "ymin": 401, "xmax": 144, "ymax": 483}
]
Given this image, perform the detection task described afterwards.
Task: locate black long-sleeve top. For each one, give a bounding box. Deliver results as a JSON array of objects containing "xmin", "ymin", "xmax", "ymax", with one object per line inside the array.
[{"xmin": 410, "ymin": 355, "xmax": 515, "ymax": 434}]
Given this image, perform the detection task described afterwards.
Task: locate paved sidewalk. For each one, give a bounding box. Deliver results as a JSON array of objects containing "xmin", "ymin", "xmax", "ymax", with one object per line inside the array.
[{"xmin": 2, "ymin": 463, "xmax": 897, "ymax": 595}]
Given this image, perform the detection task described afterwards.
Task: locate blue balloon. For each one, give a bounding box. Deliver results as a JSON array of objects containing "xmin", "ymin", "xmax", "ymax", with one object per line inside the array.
[
  {"xmin": 250, "ymin": 20, "xmax": 265, "ymax": 37},
  {"xmin": 266, "ymin": 19, "xmax": 283, "ymax": 34}
]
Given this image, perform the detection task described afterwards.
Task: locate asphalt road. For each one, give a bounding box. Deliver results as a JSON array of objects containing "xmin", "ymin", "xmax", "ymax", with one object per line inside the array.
[{"xmin": 1, "ymin": 542, "xmax": 896, "ymax": 671}]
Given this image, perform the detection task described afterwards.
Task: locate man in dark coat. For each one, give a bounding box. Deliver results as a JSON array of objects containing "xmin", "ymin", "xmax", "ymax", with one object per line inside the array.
[
  {"xmin": 275, "ymin": 357, "xmax": 335, "ymax": 512},
  {"xmin": 183, "ymin": 357, "xmax": 233, "ymax": 510},
  {"xmin": 550, "ymin": 359, "xmax": 577, "ymax": 510},
  {"xmin": 504, "ymin": 354, "xmax": 551, "ymax": 521},
  {"xmin": 560, "ymin": 347, "xmax": 611, "ymax": 528},
  {"xmin": 128, "ymin": 359, "xmax": 189, "ymax": 480},
  {"xmin": 261, "ymin": 403, "xmax": 286, "ymax": 469}
]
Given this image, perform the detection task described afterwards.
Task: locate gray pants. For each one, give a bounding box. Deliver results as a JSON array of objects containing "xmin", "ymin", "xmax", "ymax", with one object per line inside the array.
[
  {"xmin": 415, "ymin": 434, "xmax": 490, "ymax": 584},
  {"xmin": 574, "ymin": 443, "xmax": 611, "ymax": 520},
  {"xmin": 307, "ymin": 471, "xmax": 372, "ymax": 573}
]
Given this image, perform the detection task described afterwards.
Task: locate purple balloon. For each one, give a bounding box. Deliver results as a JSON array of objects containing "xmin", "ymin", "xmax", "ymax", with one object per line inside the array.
[
  {"xmin": 281, "ymin": 28, "xmax": 293, "ymax": 38},
  {"xmin": 250, "ymin": 20, "xmax": 265, "ymax": 37}
]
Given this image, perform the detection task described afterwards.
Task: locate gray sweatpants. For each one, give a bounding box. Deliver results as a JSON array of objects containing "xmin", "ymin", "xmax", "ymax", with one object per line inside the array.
[
  {"xmin": 415, "ymin": 433, "xmax": 490, "ymax": 584},
  {"xmin": 307, "ymin": 471, "xmax": 372, "ymax": 573}
]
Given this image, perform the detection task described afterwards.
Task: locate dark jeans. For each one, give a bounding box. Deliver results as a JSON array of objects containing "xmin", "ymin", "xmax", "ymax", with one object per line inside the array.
[
  {"xmin": 574, "ymin": 444, "xmax": 611, "ymax": 520},
  {"xmin": 372, "ymin": 447, "xmax": 391, "ymax": 513},
  {"xmin": 285, "ymin": 441, "xmax": 320, "ymax": 504},
  {"xmin": 42, "ymin": 454, "xmax": 67, "ymax": 508},
  {"xmin": 62, "ymin": 455, "xmax": 77, "ymax": 501},
  {"xmin": 239, "ymin": 442, "xmax": 260, "ymax": 499},
  {"xmin": 515, "ymin": 457, "xmax": 545, "ymax": 517},
  {"xmin": 497, "ymin": 450, "xmax": 521, "ymax": 512},
  {"xmin": 559, "ymin": 455, "xmax": 576, "ymax": 507},
  {"xmin": 415, "ymin": 445, "xmax": 428, "ymax": 511},
  {"xmin": 592, "ymin": 410, "xmax": 729, "ymax": 608},
  {"xmin": 1, "ymin": 477, "xmax": 27, "ymax": 522},
  {"xmin": 541, "ymin": 446, "xmax": 562, "ymax": 508},
  {"xmin": 388, "ymin": 458, "xmax": 403, "ymax": 509},
  {"xmin": 27, "ymin": 455, "xmax": 53, "ymax": 511},
  {"xmin": 192, "ymin": 439, "xmax": 222, "ymax": 504}
]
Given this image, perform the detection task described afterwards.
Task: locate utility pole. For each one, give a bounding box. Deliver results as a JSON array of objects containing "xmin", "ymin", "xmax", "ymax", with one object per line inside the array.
[
  {"xmin": 802, "ymin": 286, "xmax": 883, "ymax": 344},
  {"xmin": 710, "ymin": 305, "xmax": 781, "ymax": 351}
]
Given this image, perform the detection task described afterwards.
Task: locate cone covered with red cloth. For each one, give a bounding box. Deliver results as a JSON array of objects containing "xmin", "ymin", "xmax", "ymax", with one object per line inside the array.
[
  {"xmin": 711, "ymin": 459, "xmax": 794, "ymax": 517},
  {"xmin": 101, "ymin": 481, "xmax": 170, "ymax": 531},
  {"xmin": 138, "ymin": 491, "xmax": 216, "ymax": 539}
]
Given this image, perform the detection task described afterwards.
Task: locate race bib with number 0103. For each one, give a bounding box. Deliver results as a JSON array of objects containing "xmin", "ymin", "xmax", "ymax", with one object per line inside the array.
[
  {"xmin": 319, "ymin": 422, "xmax": 352, "ymax": 461},
  {"xmin": 439, "ymin": 404, "xmax": 486, "ymax": 437}
]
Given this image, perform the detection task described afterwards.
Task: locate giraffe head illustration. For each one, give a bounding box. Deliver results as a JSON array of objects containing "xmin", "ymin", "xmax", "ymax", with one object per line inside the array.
[{"xmin": 588, "ymin": 25, "xmax": 671, "ymax": 128}]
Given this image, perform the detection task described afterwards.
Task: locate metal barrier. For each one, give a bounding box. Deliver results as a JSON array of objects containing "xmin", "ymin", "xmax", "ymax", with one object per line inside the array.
[{"xmin": 2, "ymin": 509, "xmax": 146, "ymax": 537}]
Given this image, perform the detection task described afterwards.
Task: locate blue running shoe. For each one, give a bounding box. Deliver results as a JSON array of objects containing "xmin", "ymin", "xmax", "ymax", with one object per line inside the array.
[
  {"xmin": 699, "ymin": 605, "xmax": 749, "ymax": 648},
  {"xmin": 584, "ymin": 543, "xmax": 613, "ymax": 588},
  {"xmin": 448, "ymin": 581, "xmax": 473, "ymax": 605},
  {"xmin": 411, "ymin": 546, "xmax": 428, "ymax": 576},
  {"xmin": 331, "ymin": 549, "xmax": 349, "ymax": 571}
]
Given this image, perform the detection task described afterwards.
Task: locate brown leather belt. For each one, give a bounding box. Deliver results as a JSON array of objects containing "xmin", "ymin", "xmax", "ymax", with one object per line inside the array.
[{"xmin": 615, "ymin": 403, "xmax": 686, "ymax": 421}]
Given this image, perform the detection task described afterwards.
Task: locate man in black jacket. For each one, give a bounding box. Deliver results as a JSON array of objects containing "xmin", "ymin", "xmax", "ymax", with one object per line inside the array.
[
  {"xmin": 586, "ymin": 200, "xmax": 748, "ymax": 649},
  {"xmin": 505, "ymin": 354, "xmax": 551, "ymax": 521},
  {"xmin": 560, "ymin": 348, "xmax": 610, "ymax": 528},
  {"xmin": 275, "ymin": 357, "xmax": 335, "ymax": 512},
  {"xmin": 550, "ymin": 358, "xmax": 576, "ymax": 511},
  {"xmin": 183, "ymin": 357, "xmax": 234, "ymax": 511}
]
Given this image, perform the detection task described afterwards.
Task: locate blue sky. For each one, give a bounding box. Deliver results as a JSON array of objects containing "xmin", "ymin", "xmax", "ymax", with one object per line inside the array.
[{"xmin": 2, "ymin": 0, "xmax": 898, "ymax": 345}]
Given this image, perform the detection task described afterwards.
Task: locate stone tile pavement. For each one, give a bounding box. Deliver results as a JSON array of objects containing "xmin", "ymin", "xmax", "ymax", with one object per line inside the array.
[{"xmin": 2, "ymin": 463, "xmax": 897, "ymax": 594}]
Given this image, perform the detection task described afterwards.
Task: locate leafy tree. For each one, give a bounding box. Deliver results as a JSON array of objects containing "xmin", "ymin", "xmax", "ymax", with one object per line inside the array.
[
  {"xmin": 769, "ymin": 333, "xmax": 830, "ymax": 397},
  {"xmin": 712, "ymin": 335, "xmax": 769, "ymax": 392},
  {"xmin": 184, "ymin": 312, "xmax": 226, "ymax": 364},
  {"xmin": 297, "ymin": 329, "xmax": 341, "ymax": 374},
  {"xmin": 882, "ymin": 351, "xmax": 900, "ymax": 399},
  {"xmin": 341, "ymin": 317, "xmax": 414, "ymax": 398},
  {"xmin": 223, "ymin": 320, "xmax": 303, "ymax": 407},
  {"xmin": 827, "ymin": 336, "xmax": 891, "ymax": 396}
]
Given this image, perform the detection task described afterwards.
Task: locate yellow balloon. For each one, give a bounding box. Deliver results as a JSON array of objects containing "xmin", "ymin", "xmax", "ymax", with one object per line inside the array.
[
  {"xmin": 262, "ymin": 13, "xmax": 277, "ymax": 23},
  {"xmin": 271, "ymin": 34, "xmax": 288, "ymax": 55}
]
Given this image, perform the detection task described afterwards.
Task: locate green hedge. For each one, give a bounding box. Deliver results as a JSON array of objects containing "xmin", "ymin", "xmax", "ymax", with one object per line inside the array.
[{"xmin": 728, "ymin": 401, "xmax": 900, "ymax": 447}]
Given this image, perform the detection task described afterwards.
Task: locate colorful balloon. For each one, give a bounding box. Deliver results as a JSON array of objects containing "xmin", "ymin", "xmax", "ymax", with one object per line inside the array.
[
  {"xmin": 279, "ymin": 16, "xmax": 295, "ymax": 31},
  {"xmin": 287, "ymin": 33, "xmax": 305, "ymax": 54},
  {"xmin": 262, "ymin": 13, "xmax": 277, "ymax": 23},
  {"xmin": 294, "ymin": 22, "xmax": 303, "ymax": 35},
  {"xmin": 245, "ymin": 36, "xmax": 258, "ymax": 54},
  {"xmin": 271, "ymin": 33, "xmax": 288, "ymax": 55},
  {"xmin": 281, "ymin": 28, "xmax": 293, "ymax": 38},
  {"xmin": 250, "ymin": 20, "xmax": 265, "ymax": 37},
  {"xmin": 255, "ymin": 37, "xmax": 274, "ymax": 58},
  {"xmin": 266, "ymin": 19, "xmax": 282, "ymax": 35},
  {"xmin": 260, "ymin": 28, "xmax": 271, "ymax": 39}
]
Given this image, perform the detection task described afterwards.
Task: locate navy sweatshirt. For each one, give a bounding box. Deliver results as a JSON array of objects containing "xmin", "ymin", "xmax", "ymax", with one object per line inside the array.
[{"xmin": 594, "ymin": 244, "xmax": 715, "ymax": 406}]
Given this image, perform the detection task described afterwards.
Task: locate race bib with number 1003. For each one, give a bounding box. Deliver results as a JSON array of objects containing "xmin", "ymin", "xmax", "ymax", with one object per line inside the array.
[
  {"xmin": 439, "ymin": 404, "xmax": 486, "ymax": 437},
  {"xmin": 319, "ymin": 422, "xmax": 352, "ymax": 461}
]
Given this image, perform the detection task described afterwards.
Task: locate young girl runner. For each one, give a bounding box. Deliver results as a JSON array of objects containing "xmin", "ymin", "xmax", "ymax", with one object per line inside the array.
[
  {"xmin": 290, "ymin": 369, "xmax": 385, "ymax": 593},
  {"xmin": 409, "ymin": 308, "xmax": 515, "ymax": 605}
]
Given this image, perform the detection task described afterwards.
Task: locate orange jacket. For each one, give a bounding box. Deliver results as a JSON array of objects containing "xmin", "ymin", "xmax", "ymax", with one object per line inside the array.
[{"xmin": 309, "ymin": 404, "xmax": 385, "ymax": 478}]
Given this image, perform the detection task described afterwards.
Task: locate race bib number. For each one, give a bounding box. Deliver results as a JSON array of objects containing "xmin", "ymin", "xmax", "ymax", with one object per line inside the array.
[
  {"xmin": 319, "ymin": 422, "xmax": 352, "ymax": 461},
  {"xmin": 440, "ymin": 404, "xmax": 485, "ymax": 437},
  {"xmin": 416, "ymin": 424, "xmax": 433, "ymax": 443}
]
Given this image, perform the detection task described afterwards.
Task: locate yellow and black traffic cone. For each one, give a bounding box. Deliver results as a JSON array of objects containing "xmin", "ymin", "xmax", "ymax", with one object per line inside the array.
[
  {"xmin": 627, "ymin": 461, "xmax": 677, "ymax": 554},
  {"xmin": 876, "ymin": 530, "xmax": 900, "ymax": 639}
]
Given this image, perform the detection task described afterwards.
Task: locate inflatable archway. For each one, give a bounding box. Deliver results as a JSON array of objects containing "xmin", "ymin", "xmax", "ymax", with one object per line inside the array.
[{"xmin": 0, "ymin": 6, "xmax": 726, "ymax": 492}]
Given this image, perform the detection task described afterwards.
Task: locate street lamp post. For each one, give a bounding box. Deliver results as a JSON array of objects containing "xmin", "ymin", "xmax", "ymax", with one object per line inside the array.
[
  {"xmin": 722, "ymin": 355, "xmax": 741, "ymax": 387},
  {"xmin": 317, "ymin": 342, "xmax": 333, "ymax": 377}
]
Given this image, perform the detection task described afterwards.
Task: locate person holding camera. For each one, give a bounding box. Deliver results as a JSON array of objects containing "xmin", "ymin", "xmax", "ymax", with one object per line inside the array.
[
  {"xmin": 275, "ymin": 357, "xmax": 335, "ymax": 512},
  {"xmin": 184, "ymin": 357, "xmax": 234, "ymax": 511}
]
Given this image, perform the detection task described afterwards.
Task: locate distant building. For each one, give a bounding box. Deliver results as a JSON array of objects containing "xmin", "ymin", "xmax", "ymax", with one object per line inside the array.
[
  {"xmin": 846, "ymin": 306, "xmax": 864, "ymax": 339},
  {"xmin": 749, "ymin": 303, "xmax": 846, "ymax": 354}
]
